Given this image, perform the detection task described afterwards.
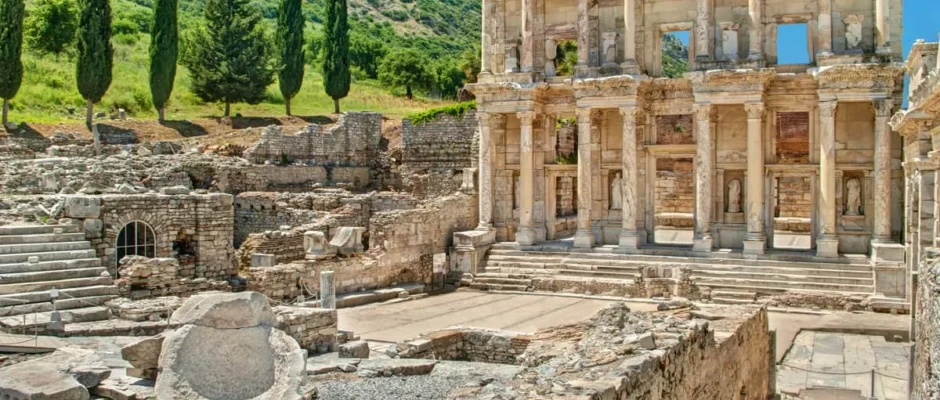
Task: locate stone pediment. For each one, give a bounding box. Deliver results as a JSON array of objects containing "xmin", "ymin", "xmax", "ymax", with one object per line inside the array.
[
  {"xmin": 812, "ymin": 64, "xmax": 904, "ymax": 92},
  {"xmin": 686, "ymin": 69, "xmax": 776, "ymax": 93}
]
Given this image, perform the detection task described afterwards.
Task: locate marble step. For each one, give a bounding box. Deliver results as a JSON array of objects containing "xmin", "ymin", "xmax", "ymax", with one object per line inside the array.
[
  {"xmin": 487, "ymin": 249, "xmax": 873, "ymax": 271},
  {"xmin": 0, "ymin": 276, "xmax": 115, "ymax": 296},
  {"xmin": 691, "ymin": 270, "xmax": 873, "ymax": 285},
  {"xmin": 0, "ymin": 306, "xmax": 111, "ymax": 329},
  {"xmin": 473, "ymin": 276, "xmax": 532, "ymax": 286},
  {"xmin": 0, "ymin": 294, "xmax": 117, "ymax": 317},
  {"xmin": 0, "ymin": 225, "xmax": 79, "ymax": 236},
  {"xmin": 0, "ymin": 258, "xmax": 102, "ymax": 275},
  {"xmin": 0, "ymin": 267, "xmax": 109, "ymax": 285},
  {"xmin": 711, "ymin": 297, "xmax": 757, "ymax": 305},
  {"xmin": 0, "ymin": 285, "xmax": 119, "ymax": 306},
  {"xmin": 0, "ymin": 232, "xmax": 87, "ymax": 245},
  {"xmin": 469, "ymin": 282, "xmax": 529, "ymax": 291},
  {"xmin": 555, "ymin": 269, "xmax": 638, "ymax": 280},
  {"xmin": 0, "ymin": 249, "xmax": 98, "ymax": 265},
  {"xmin": 710, "ymin": 290, "xmax": 757, "ymax": 301},
  {"xmin": 0, "ymin": 241, "xmax": 92, "ymax": 255},
  {"xmin": 696, "ymin": 278, "xmax": 873, "ymax": 294}
]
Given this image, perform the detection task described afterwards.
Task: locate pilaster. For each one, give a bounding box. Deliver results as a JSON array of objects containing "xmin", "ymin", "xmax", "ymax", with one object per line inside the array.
[
  {"xmin": 817, "ymin": 0, "xmax": 833, "ymax": 56},
  {"xmin": 747, "ymin": 0, "xmax": 762, "ymax": 60},
  {"xmin": 620, "ymin": 0, "xmax": 639, "ymax": 73},
  {"xmin": 477, "ymin": 113, "xmax": 495, "ymax": 230},
  {"xmin": 743, "ymin": 102, "xmax": 766, "ymax": 256},
  {"xmin": 574, "ymin": 108, "xmax": 595, "ymax": 248},
  {"xmin": 521, "ymin": 0, "xmax": 535, "ymax": 72},
  {"xmin": 817, "ymin": 101, "xmax": 839, "ymax": 257},
  {"xmin": 577, "ymin": 0, "xmax": 590, "ymax": 67},
  {"xmin": 874, "ymin": 0, "xmax": 890, "ymax": 54},
  {"xmin": 516, "ymin": 111, "xmax": 537, "ymax": 245},
  {"xmin": 693, "ymin": 103, "xmax": 713, "ymax": 252},
  {"xmin": 695, "ymin": 0, "xmax": 713, "ymax": 60}
]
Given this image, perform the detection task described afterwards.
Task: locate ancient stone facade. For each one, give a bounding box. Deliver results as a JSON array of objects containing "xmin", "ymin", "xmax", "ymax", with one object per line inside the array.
[{"xmin": 472, "ymin": 0, "xmax": 905, "ymax": 260}]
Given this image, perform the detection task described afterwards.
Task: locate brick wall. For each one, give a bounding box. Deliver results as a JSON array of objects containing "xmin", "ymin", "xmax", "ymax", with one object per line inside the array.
[
  {"xmin": 654, "ymin": 158, "xmax": 694, "ymax": 214},
  {"xmin": 655, "ymin": 115, "xmax": 694, "ymax": 145},
  {"xmin": 776, "ymin": 112, "xmax": 810, "ymax": 164}
]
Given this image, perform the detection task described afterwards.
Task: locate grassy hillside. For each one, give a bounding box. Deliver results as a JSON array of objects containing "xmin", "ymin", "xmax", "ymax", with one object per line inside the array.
[{"xmin": 8, "ymin": 0, "xmax": 479, "ymax": 124}]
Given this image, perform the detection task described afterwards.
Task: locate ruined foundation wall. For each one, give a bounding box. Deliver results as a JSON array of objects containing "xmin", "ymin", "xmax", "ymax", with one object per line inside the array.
[
  {"xmin": 274, "ymin": 306, "xmax": 338, "ymax": 352},
  {"xmin": 398, "ymin": 328, "xmax": 532, "ymax": 364},
  {"xmin": 400, "ymin": 112, "xmax": 479, "ymax": 197},
  {"xmin": 243, "ymin": 113, "xmax": 382, "ymax": 166}
]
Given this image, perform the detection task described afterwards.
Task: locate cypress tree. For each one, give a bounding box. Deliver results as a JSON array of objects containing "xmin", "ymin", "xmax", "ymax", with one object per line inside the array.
[
  {"xmin": 184, "ymin": 0, "xmax": 274, "ymax": 117},
  {"xmin": 277, "ymin": 0, "xmax": 304, "ymax": 116},
  {"xmin": 149, "ymin": 0, "xmax": 178, "ymax": 122},
  {"xmin": 0, "ymin": 0, "xmax": 24, "ymax": 125},
  {"xmin": 322, "ymin": 0, "xmax": 349, "ymax": 114},
  {"xmin": 76, "ymin": 0, "xmax": 113, "ymax": 128}
]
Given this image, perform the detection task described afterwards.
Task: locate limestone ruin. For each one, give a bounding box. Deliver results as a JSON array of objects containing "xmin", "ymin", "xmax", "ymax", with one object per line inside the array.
[{"xmin": 0, "ymin": 0, "xmax": 938, "ymax": 398}]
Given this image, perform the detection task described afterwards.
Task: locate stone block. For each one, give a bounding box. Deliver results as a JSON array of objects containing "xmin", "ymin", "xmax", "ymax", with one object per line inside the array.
[
  {"xmin": 169, "ymin": 292, "xmax": 275, "ymax": 329},
  {"xmin": 64, "ymin": 196, "xmax": 101, "ymax": 218},
  {"xmin": 251, "ymin": 253, "xmax": 276, "ymax": 268},
  {"xmin": 339, "ymin": 340, "xmax": 370, "ymax": 358}
]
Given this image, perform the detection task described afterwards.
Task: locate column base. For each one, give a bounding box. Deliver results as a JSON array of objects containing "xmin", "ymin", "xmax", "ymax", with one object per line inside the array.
[
  {"xmin": 475, "ymin": 223, "xmax": 494, "ymax": 231},
  {"xmin": 816, "ymin": 236, "xmax": 840, "ymax": 258},
  {"xmin": 516, "ymin": 226, "xmax": 537, "ymax": 246},
  {"xmin": 871, "ymin": 241, "xmax": 905, "ymax": 265},
  {"xmin": 616, "ymin": 230, "xmax": 640, "ymax": 253},
  {"xmin": 742, "ymin": 236, "xmax": 766, "ymax": 258},
  {"xmin": 619, "ymin": 59, "xmax": 640, "ymax": 75},
  {"xmin": 573, "ymin": 229, "xmax": 594, "ymax": 248},
  {"xmin": 692, "ymin": 236, "xmax": 713, "ymax": 253}
]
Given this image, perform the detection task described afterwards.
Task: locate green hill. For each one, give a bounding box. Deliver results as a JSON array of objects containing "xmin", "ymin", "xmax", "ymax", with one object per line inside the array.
[{"xmin": 9, "ymin": 0, "xmax": 480, "ymax": 123}]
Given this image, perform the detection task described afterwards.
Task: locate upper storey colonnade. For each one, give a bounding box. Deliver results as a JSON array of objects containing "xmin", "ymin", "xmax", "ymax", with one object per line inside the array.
[{"xmin": 478, "ymin": 0, "xmax": 903, "ymax": 80}]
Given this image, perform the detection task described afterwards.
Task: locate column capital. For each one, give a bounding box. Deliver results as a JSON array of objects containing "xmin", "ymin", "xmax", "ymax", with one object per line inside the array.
[
  {"xmin": 575, "ymin": 107, "xmax": 593, "ymax": 123},
  {"xmin": 819, "ymin": 101, "xmax": 838, "ymax": 119},
  {"xmin": 476, "ymin": 112, "xmax": 493, "ymax": 124},
  {"xmin": 744, "ymin": 102, "xmax": 765, "ymax": 119},
  {"xmin": 618, "ymin": 106, "xmax": 639, "ymax": 120},
  {"xmin": 873, "ymin": 99, "xmax": 894, "ymax": 118},
  {"xmin": 517, "ymin": 111, "xmax": 536, "ymax": 126},
  {"xmin": 693, "ymin": 103, "xmax": 712, "ymax": 122}
]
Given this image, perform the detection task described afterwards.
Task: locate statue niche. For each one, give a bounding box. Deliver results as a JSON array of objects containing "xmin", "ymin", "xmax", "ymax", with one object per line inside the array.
[
  {"xmin": 845, "ymin": 178, "xmax": 862, "ymax": 216},
  {"xmin": 727, "ymin": 179, "xmax": 741, "ymax": 213},
  {"xmin": 610, "ymin": 172, "xmax": 622, "ymax": 210}
]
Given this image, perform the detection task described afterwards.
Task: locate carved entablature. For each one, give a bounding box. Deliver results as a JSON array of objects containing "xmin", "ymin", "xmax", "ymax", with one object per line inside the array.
[
  {"xmin": 813, "ymin": 64, "xmax": 905, "ymax": 93},
  {"xmin": 686, "ymin": 69, "xmax": 775, "ymax": 93},
  {"xmin": 571, "ymin": 75, "xmax": 643, "ymax": 98},
  {"xmin": 467, "ymin": 82, "xmax": 549, "ymax": 106},
  {"xmin": 533, "ymin": 86, "xmax": 576, "ymax": 105},
  {"xmin": 909, "ymin": 73, "xmax": 940, "ymax": 110},
  {"xmin": 643, "ymin": 79, "xmax": 693, "ymax": 101},
  {"xmin": 891, "ymin": 109, "xmax": 939, "ymax": 138}
]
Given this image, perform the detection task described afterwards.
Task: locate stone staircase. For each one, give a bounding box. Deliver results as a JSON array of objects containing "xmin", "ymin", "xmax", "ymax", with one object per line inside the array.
[
  {"xmin": 0, "ymin": 224, "xmax": 118, "ymax": 331},
  {"xmin": 473, "ymin": 242, "xmax": 879, "ymax": 306}
]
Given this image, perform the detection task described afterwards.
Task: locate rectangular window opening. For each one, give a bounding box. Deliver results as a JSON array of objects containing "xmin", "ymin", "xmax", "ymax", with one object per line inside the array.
[
  {"xmin": 661, "ymin": 31, "xmax": 690, "ymax": 78},
  {"xmin": 776, "ymin": 23, "xmax": 810, "ymax": 64}
]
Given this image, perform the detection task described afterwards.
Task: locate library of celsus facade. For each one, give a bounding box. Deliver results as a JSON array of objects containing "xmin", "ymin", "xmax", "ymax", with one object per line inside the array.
[{"xmin": 469, "ymin": 0, "xmax": 906, "ymax": 261}]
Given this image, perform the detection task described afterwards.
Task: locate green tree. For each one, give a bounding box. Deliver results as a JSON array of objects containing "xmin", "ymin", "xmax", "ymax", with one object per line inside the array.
[
  {"xmin": 24, "ymin": 0, "xmax": 78, "ymax": 61},
  {"xmin": 378, "ymin": 48, "xmax": 430, "ymax": 100},
  {"xmin": 661, "ymin": 33, "xmax": 689, "ymax": 79},
  {"xmin": 76, "ymin": 0, "xmax": 113, "ymax": 128},
  {"xmin": 322, "ymin": 0, "xmax": 349, "ymax": 114},
  {"xmin": 0, "ymin": 0, "xmax": 24, "ymax": 125},
  {"xmin": 430, "ymin": 59, "xmax": 464, "ymax": 100},
  {"xmin": 457, "ymin": 46, "xmax": 480, "ymax": 84},
  {"xmin": 276, "ymin": 0, "xmax": 304, "ymax": 116},
  {"xmin": 348, "ymin": 31, "xmax": 384, "ymax": 79},
  {"xmin": 149, "ymin": 0, "xmax": 178, "ymax": 122},
  {"xmin": 183, "ymin": 0, "xmax": 274, "ymax": 117}
]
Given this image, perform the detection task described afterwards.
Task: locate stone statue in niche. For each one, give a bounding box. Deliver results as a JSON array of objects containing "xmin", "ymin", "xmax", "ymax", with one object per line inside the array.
[
  {"xmin": 544, "ymin": 39, "xmax": 557, "ymax": 77},
  {"xmin": 845, "ymin": 178, "xmax": 861, "ymax": 216},
  {"xmin": 727, "ymin": 179, "xmax": 741, "ymax": 213},
  {"xmin": 843, "ymin": 15, "xmax": 864, "ymax": 51},
  {"xmin": 514, "ymin": 176, "xmax": 521, "ymax": 209},
  {"xmin": 610, "ymin": 172, "xmax": 622, "ymax": 210},
  {"xmin": 601, "ymin": 32, "xmax": 618, "ymax": 66},
  {"xmin": 504, "ymin": 42, "xmax": 520, "ymax": 73}
]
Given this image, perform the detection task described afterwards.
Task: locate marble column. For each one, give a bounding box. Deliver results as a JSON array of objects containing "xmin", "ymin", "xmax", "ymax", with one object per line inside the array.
[
  {"xmin": 693, "ymin": 104, "xmax": 713, "ymax": 252},
  {"xmin": 577, "ymin": 0, "xmax": 590, "ymax": 67},
  {"xmin": 521, "ymin": 0, "xmax": 535, "ymax": 72},
  {"xmin": 574, "ymin": 108, "xmax": 594, "ymax": 248},
  {"xmin": 477, "ymin": 113, "xmax": 495, "ymax": 230},
  {"xmin": 872, "ymin": 100, "xmax": 893, "ymax": 242},
  {"xmin": 817, "ymin": 0, "xmax": 833, "ymax": 55},
  {"xmin": 320, "ymin": 271, "xmax": 335, "ymax": 309},
  {"xmin": 695, "ymin": 0, "xmax": 713, "ymax": 60},
  {"xmin": 517, "ymin": 111, "xmax": 537, "ymax": 244},
  {"xmin": 875, "ymin": 0, "xmax": 890, "ymax": 52},
  {"xmin": 743, "ymin": 103, "xmax": 765, "ymax": 255},
  {"xmin": 747, "ymin": 0, "xmax": 762, "ymax": 60},
  {"xmin": 817, "ymin": 101, "xmax": 839, "ymax": 257},
  {"xmin": 618, "ymin": 106, "xmax": 640, "ymax": 252},
  {"xmin": 621, "ymin": 0, "xmax": 638, "ymax": 70},
  {"xmin": 480, "ymin": 0, "xmax": 494, "ymax": 73}
]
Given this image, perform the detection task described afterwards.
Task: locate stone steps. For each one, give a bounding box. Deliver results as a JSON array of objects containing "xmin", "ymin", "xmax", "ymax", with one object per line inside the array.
[
  {"xmin": 0, "ymin": 294, "xmax": 117, "ymax": 317},
  {"xmin": 469, "ymin": 282, "xmax": 530, "ymax": 291},
  {"xmin": 0, "ymin": 249, "xmax": 98, "ymax": 265},
  {"xmin": 0, "ymin": 240, "xmax": 92, "ymax": 255},
  {"xmin": 489, "ymin": 256, "xmax": 874, "ymax": 277},
  {"xmin": 0, "ymin": 306, "xmax": 111, "ymax": 329},
  {"xmin": 695, "ymin": 276, "xmax": 873, "ymax": 293},
  {"xmin": 710, "ymin": 290, "xmax": 757, "ymax": 301},
  {"xmin": 470, "ymin": 272, "xmax": 533, "ymax": 292},
  {"xmin": 0, "ymin": 258, "xmax": 102, "ymax": 275},
  {"xmin": 0, "ymin": 224, "xmax": 118, "ymax": 329},
  {"xmin": 0, "ymin": 225, "xmax": 79, "ymax": 236},
  {"xmin": 690, "ymin": 270, "xmax": 873, "ymax": 286},
  {"xmin": 0, "ymin": 232, "xmax": 87, "ymax": 245},
  {"xmin": 0, "ymin": 267, "xmax": 109, "ymax": 285}
]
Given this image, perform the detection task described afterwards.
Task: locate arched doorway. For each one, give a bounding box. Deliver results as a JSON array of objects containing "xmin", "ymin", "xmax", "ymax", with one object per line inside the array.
[{"xmin": 116, "ymin": 221, "xmax": 156, "ymax": 267}]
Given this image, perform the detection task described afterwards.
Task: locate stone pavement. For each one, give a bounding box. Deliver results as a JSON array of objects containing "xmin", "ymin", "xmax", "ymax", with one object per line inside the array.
[
  {"xmin": 338, "ymin": 291, "xmax": 658, "ymax": 343},
  {"xmin": 777, "ymin": 331, "xmax": 910, "ymax": 400}
]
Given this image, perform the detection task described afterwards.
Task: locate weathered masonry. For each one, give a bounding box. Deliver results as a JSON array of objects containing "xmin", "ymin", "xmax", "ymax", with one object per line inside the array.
[{"xmin": 470, "ymin": 0, "xmax": 905, "ymax": 261}]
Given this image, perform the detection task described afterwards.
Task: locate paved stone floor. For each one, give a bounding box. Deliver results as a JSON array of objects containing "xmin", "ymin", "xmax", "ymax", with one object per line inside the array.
[{"xmin": 777, "ymin": 331, "xmax": 911, "ymax": 400}]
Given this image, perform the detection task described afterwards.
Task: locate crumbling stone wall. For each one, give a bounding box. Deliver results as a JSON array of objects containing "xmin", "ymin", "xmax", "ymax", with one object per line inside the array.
[
  {"xmin": 775, "ymin": 176, "xmax": 813, "ymax": 232},
  {"xmin": 655, "ymin": 115, "xmax": 694, "ymax": 145},
  {"xmin": 912, "ymin": 256, "xmax": 940, "ymax": 398},
  {"xmin": 244, "ymin": 113, "xmax": 382, "ymax": 166},
  {"xmin": 274, "ymin": 306, "xmax": 338, "ymax": 352},
  {"xmin": 398, "ymin": 328, "xmax": 532, "ymax": 364},
  {"xmin": 115, "ymin": 256, "xmax": 231, "ymax": 299},
  {"xmin": 402, "ymin": 112, "xmax": 478, "ymax": 171},
  {"xmin": 655, "ymin": 158, "xmax": 694, "ymax": 228}
]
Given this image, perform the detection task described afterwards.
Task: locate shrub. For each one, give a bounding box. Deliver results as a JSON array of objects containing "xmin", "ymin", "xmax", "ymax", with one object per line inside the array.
[{"xmin": 407, "ymin": 100, "xmax": 475, "ymax": 125}]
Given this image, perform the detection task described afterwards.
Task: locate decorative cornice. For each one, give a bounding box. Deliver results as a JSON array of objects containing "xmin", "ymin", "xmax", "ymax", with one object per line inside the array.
[
  {"xmin": 813, "ymin": 63, "xmax": 904, "ymax": 91},
  {"xmin": 687, "ymin": 69, "xmax": 776, "ymax": 93}
]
